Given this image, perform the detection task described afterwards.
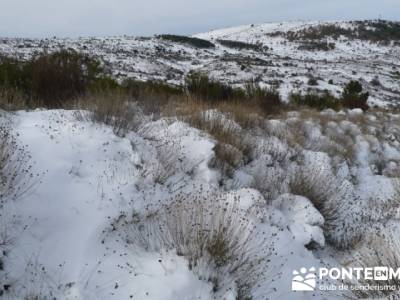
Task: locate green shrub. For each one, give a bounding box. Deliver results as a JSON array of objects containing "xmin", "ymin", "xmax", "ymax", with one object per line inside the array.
[
  {"xmin": 185, "ymin": 72, "xmax": 245, "ymax": 102},
  {"xmin": 291, "ymin": 91, "xmax": 341, "ymax": 111},
  {"xmin": 244, "ymin": 80, "xmax": 281, "ymax": 113},
  {"xmin": 123, "ymin": 79, "xmax": 184, "ymax": 114},
  {"xmin": 123, "ymin": 79, "xmax": 183, "ymax": 99},
  {"xmin": 298, "ymin": 41, "xmax": 335, "ymax": 51},
  {"xmin": 0, "ymin": 57, "xmax": 32, "ymax": 98},
  {"xmin": 308, "ymin": 77, "xmax": 319, "ymax": 86},
  {"xmin": 0, "ymin": 50, "xmax": 104, "ymax": 108},
  {"xmin": 291, "ymin": 80, "xmax": 369, "ymax": 111},
  {"xmin": 30, "ymin": 50, "xmax": 102, "ymax": 107},
  {"xmin": 341, "ymin": 80, "xmax": 369, "ymax": 110},
  {"xmin": 158, "ymin": 35, "xmax": 215, "ymax": 48},
  {"xmin": 281, "ymin": 20, "xmax": 400, "ymax": 43},
  {"xmin": 217, "ymin": 39, "xmax": 263, "ymax": 51}
]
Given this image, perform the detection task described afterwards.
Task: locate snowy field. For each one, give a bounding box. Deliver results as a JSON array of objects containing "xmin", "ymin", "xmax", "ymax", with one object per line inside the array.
[{"xmin": 1, "ymin": 106, "xmax": 400, "ymax": 299}]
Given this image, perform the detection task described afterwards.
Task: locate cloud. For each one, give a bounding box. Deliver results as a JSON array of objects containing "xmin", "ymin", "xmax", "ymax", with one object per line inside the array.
[{"xmin": 0, "ymin": 0, "xmax": 399, "ymax": 37}]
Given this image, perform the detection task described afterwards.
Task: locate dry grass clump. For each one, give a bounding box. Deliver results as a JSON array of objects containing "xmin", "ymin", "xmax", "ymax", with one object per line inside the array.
[
  {"xmin": 0, "ymin": 123, "xmax": 37, "ymax": 251},
  {"xmin": 178, "ymin": 108, "xmax": 253, "ymax": 178},
  {"xmin": 75, "ymin": 91, "xmax": 143, "ymax": 136},
  {"xmin": 0, "ymin": 123, "xmax": 40, "ymax": 298},
  {"xmin": 289, "ymin": 161, "xmax": 339, "ymax": 225},
  {"xmin": 164, "ymin": 95, "xmax": 267, "ymax": 129},
  {"xmin": 112, "ymin": 191, "xmax": 273, "ymax": 299},
  {"xmin": 345, "ymin": 228, "xmax": 400, "ymax": 299},
  {"xmin": 289, "ymin": 156, "xmax": 362, "ymax": 249},
  {"xmin": 0, "ymin": 124, "xmax": 37, "ymax": 204}
]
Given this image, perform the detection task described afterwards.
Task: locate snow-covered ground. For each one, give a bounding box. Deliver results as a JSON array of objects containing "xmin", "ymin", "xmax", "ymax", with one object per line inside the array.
[
  {"xmin": 1, "ymin": 105, "xmax": 400, "ymax": 299},
  {"xmin": 1, "ymin": 19, "xmax": 400, "ymax": 300},
  {"xmin": 0, "ymin": 20, "xmax": 399, "ymax": 106}
]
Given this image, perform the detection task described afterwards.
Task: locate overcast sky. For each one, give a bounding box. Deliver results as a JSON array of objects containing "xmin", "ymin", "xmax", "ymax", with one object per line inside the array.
[{"xmin": 1, "ymin": 0, "xmax": 399, "ymax": 37}]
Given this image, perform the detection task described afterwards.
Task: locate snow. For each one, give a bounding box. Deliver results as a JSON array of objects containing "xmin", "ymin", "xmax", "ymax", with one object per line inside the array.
[{"xmin": 0, "ymin": 109, "xmax": 354, "ymax": 299}]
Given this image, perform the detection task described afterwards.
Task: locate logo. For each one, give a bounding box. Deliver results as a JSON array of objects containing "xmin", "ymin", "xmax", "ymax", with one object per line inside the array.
[
  {"xmin": 374, "ymin": 267, "xmax": 389, "ymax": 281},
  {"xmin": 291, "ymin": 266, "xmax": 400, "ymax": 292},
  {"xmin": 292, "ymin": 267, "xmax": 317, "ymax": 291}
]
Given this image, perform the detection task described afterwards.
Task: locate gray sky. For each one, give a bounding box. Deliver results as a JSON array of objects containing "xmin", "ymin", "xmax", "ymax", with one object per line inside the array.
[{"xmin": 1, "ymin": 0, "xmax": 399, "ymax": 37}]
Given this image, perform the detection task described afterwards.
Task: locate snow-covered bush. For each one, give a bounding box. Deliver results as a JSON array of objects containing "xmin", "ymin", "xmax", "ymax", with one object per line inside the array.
[
  {"xmin": 181, "ymin": 109, "xmax": 252, "ymax": 178},
  {"xmin": 346, "ymin": 227, "xmax": 400, "ymax": 299},
  {"xmin": 112, "ymin": 191, "xmax": 273, "ymax": 299}
]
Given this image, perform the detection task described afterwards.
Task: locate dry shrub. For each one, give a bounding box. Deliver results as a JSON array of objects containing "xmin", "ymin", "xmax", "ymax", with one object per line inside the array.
[
  {"xmin": 289, "ymin": 164, "xmax": 339, "ymax": 227},
  {"xmin": 175, "ymin": 107, "xmax": 254, "ymax": 178},
  {"xmin": 280, "ymin": 109, "xmax": 357, "ymax": 161},
  {"xmin": 211, "ymin": 143, "xmax": 244, "ymax": 178},
  {"xmin": 113, "ymin": 191, "xmax": 273, "ymax": 298},
  {"xmin": 0, "ymin": 122, "xmax": 39, "ymax": 297},
  {"xmin": 345, "ymin": 229, "xmax": 400, "ymax": 299},
  {"xmin": 75, "ymin": 92, "xmax": 143, "ymax": 136},
  {"xmin": 0, "ymin": 123, "xmax": 37, "ymax": 204},
  {"xmin": 289, "ymin": 156, "xmax": 362, "ymax": 249},
  {"xmin": 163, "ymin": 96, "xmax": 266, "ymax": 129}
]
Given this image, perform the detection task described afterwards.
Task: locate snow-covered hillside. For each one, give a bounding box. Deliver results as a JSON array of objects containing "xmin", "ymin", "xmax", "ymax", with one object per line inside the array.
[
  {"xmin": 1, "ymin": 20, "xmax": 399, "ymax": 106},
  {"xmin": 1, "ymin": 19, "xmax": 400, "ymax": 300},
  {"xmin": 2, "ymin": 105, "xmax": 400, "ymax": 299}
]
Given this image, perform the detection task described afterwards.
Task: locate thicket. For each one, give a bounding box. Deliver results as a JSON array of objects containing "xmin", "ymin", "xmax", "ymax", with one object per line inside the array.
[
  {"xmin": 291, "ymin": 80, "xmax": 369, "ymax": 111},
  {"xmin": 0, "ymin": 51, "xmax": 370, "ymax": 116},
  {"xmin": 0, "ymin": 50, "xmax": 104, "ymax": 108},
  {"xmin": 157, "ymin": 34, "xmax": 215, "ymax": 48},
  {"xmin": 0, "ymin": 51, "xmax": 184, "ymax": 110},
  {"xmin": 280, "ymin": 20, "xmax": 400, "ymax": 43},
  {"xmin": 217, "ymin": 39, "xmax": 264, "ymax": 51},
  {"xmin": 185, "ymin": 72, "xmax": 281, "ymax": 113}
]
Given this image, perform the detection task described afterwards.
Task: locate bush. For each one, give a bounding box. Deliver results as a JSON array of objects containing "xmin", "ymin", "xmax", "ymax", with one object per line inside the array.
[
  {"xmin": 298, "ymin": 41, "xmax": 335, "ymax": 51},
  {"xmin": 185, "ymin": 72, "xmax": 245, "ymax": 102},
  {"xmin": 113, "ymin": 191, "xmax": 272, "ymax": 298},
  {"xmin": 370, "ymin": 76, "xmax": 381, "ymax": 87},
  {"xmin": 75, "ymin": 91, "xmax": 142, "ymax": 136},
  {"xmin": 347, "ymin": 230, "xmax": 400, "ymax": 299},
  {"xmin": 185, "ymin": 73, "xmax": 282, "ymax": 115},
  {"xmin": 341, "ymin": 80, "xmax": 369, "ymax": 110},
  {"xmin": 217, "ymin": 39, "xmax": 263, "ymax": 51},
  {"xmin": 290, "ymin": 91, "xmax": 341, "ymax": 111},
  {"xmin": 0, "ymin": 124, "xmax": 37, "ymax": 203},
  {"xmin": 30, "ymin": 50, "xmax": 102, "ymax": 107},
  {"xmin": 307, "ymin": 77, "xmax": 319, "ymax": 86},
  {"xmin": 280, "ymin": 20, "xmax": 400, "ymax": 43},
  {"xmin": 0, "ymin": 57, "xmax": 33, "ymax": 107},
  {"xmin": 123, "ymin": 79, "xmax": 183, "ymax": 101},
  {"xmin": 122, "ymin": 79, "xmax": 184, "ymax": 116},
  {"xmin": 290, "ymin": 80, "xmax": 369, "ymax": 111},
  {"xmin": 158, "ymin": 35, "xmax": 215, "ymax": 48},
  {"xmin": 244, "ymin": 80, "xmax": 281, "ymax": 113},
  {"xmin": 0, "ymin": 50, "xmax": 104, "ymax": 108}
]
